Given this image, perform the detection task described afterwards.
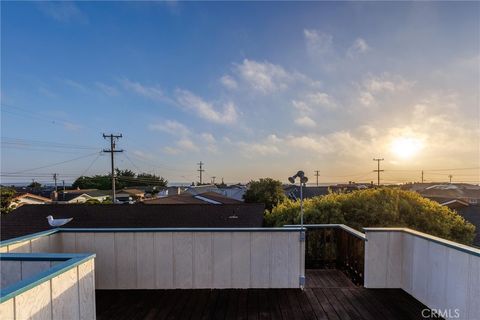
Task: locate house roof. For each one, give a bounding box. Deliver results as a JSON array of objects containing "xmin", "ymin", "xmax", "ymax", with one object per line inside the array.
[
  {"xmin": 0, "ymin": 203, "xmax": 265, "ymax": 240},
  {"xmin": 13, "ymin": 193, "xmax": 51, "ymax": 202},
  {"xmin": 57, "ymin": 192, "xmax": 92, "ymax": 202},
  {"xmin": 120, "ymin": 188, "xmax": 145, "ymax": 195},
  {"xmin": 454, "ymin": 205, "xmax": 480, "ymax": 247},
  {"xmin": 143, "ymin": 192, "xmax": 243, "ymax": 204}
]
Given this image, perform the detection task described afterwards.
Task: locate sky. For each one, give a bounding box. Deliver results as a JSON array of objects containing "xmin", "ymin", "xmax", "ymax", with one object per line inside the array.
[{"xmin": 1, "ymin": 1, "xmax": 479, "ymax": 185}]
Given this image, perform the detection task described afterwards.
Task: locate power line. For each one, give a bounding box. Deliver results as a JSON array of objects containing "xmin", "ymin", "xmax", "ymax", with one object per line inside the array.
[
  {"xmin": 197, "ymin": 161, "xmax": 205, "ymax": 184},
  {"xmin": 8, "ymin": 152, "xmax": 100, "ymax": 174},
  {"xmin": 373, "ymin": 158, "xmax": 384, "ymax": 186},
  {"xmin": 103, "ymin": 133, "xmax": 123, "ymax": 203},
  {"xmin": 314, "ymin": 170, "xmax": 320, "ymax": 186}
]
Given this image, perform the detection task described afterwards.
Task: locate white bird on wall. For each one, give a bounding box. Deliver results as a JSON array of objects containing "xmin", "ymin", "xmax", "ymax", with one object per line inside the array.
[{"xmin": 46, "ymin": 215, "xmax": 73, "ymax": 227}]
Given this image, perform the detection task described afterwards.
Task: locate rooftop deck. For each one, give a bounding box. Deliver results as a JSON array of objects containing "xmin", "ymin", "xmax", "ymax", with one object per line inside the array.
[{"xmin": 96, "ymin": 270, "xmax": 430, "ymax": 320}]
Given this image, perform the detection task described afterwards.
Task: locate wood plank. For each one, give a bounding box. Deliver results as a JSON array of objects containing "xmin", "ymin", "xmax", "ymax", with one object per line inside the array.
[
  {"xmin": 251, "ymin": 233, "xmax": 270, "ymax": 288},
  {"xmin": 212, "ymin": 289, "xmax": 229, "ymax": 320},
  {"xmin": 115, "ymin": 232, "xmax": 137, "ymax": 289},
  {"xmin": 213, "ymin": 233, "xmax": 232, "ymax": 288},
  {"xmin": 276, "ymin": 289, "xmax": 294, "ymax": 320},
  {"xmin": 322, "ymin": 288, "xmax": 353, "ymax": 320},
  {"xmin": 311, "ymin": 288, "xmax": 340, "ymax": 320},
  {"xmin": 304, "ymin": 288, "xmax": 328, "ymax": 320},
  {"xmin": 155, "ymin": 232, "xmax": 174, "ymax": 289},
  {"xmin": 340, "ymin": 288, "xmax": 375, "ymax": 320},
  {"xmin": 295, "ymin": 289, "xmax": 316, "ymax": 320},
  {"xmin": 266, "ymin": 289, "xmax": 283, "ymax": 320},
  {"xmin": 15, "ymin": 280, "xmax": 51, "ymax": 319},
  {"xmin": 236, "ymin": 290, "xmax": 249, "ymax": 320},
  {"xmin": 286, "ymin": 290, "xmax": 304, "ymax": 320},
  {"xmin": 329, "ymin": 288, "xmax": 362, "ymax": 319},
  {"xmin": 0, "ymin": 299, "xmax": 14, "ymax": 320},
  {"xmin": 78, "ymin": 259, "xmax": 96, "ymax": 320},
  {"xmin": 94, "ymin": 232, "xmax": 116, "ymax": 289},
  {"xmin": 201, "ymin": 290, "xmax": 219, "ymax": 320},
  {"xmin": 257, "ymin": 289, "xmax": 271, "ymax": 320},
  {"xmin": 51, "ymin": 267, "xmax": 80, "ymax": 320},
  {"xmin": 155, "ymin": 290, "xmax": 181, "ymax": 320},
  {"xmin": 166, "ymin": 289, "xmax": 192, "ymax": 320},
  {"xmin": 136, "ymin": 232, "xmax": 155, "ymax": 289},
  {"xmin": 194, "ymin": 232, "xmax": 213, "ymax": 288},
  {"xmin": 1, "ymin": 261, "xmax": 21, "ymax": 288},
  {"xmin": 225, "ymin": 290, "xmax": 239, "ymax": 320},
  {"xmin": 232, "ymin": 233, "xmax": 251, "ymax": 288},
  {"xmin": 357, "ymin": 289, "xmax": 400, "ymax": 320},
  {"xmin": 173, "ymin": 233, "xmax": 193, "ymax": 288},
  {"xmin": 247, "ymin": 289, "xmax": 259, "ymax": 320},
  {"xmin": 190, "ymin": 290, "xmax": 210, "ymax": 320}
]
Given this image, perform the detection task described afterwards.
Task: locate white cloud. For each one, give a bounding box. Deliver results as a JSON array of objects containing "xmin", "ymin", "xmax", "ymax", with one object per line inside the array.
[
  {"xmin": 163, "ymin": 138, "xmax": 199, "ymax": 155},
  {"xmin": 201, "ymin": 133, "xmax": 216, "ymax": 144},
  {"xmin": 175, "ymin": 89, "xmax": 238, "ymax": 124},
  {"xmin": 177, "ymin": 138, "xmax": 198, "ymax": 151},
  {"xmin": 132, "ymin": 150, "xmax": 154, "ymax": 160},
  {"xmin": 359, "ymin": 74, "xmax": 415, "ymax": 106},
  {"xmin": 149, "ymin": 120, "xmax": 190, "ymax": 136},
  {"xmin": 292, "ymin": 91, "xmax": 335, "ymax": 114},
  {"xmin": 292, "ymin": 100, "xmax": 312, "ymax": 113},
  {"xmin": 120, "ymin": 78, "xmax": 166, "ymax": 101},
  {"xmin": 364, "ymin": 74, "xmax": 413, "ymax": 93},
  {"xmin": 238, "ymin": 134, "xmax": 283, "ymax": 158},
  {"xmin": 294, "ymin": 116, "xmax": 316, "ymax": 128},
  {"xmin": 220, "ymin": 75, "xmax": 238, "ymax": 90},
  {"xmin": 235, "ymin": 59, "xmax": 292, "ymax": 94},
  {"xmin": 37, "ymin": 2, "xmax": 87, "ymax": 23},
  {"xmin": 304, "ymin": 29, "xmax": 333, "ymax": 57},
  {"xmin": 95, "ymin": 82, "xmax": 119, "ymax": 96},
  {"xmin": 347, "ymin": 38, "xmax": 370, "ymax": 57},
  {"xmin": 359, "ymin": 91, "xmax": 375, "ymax": 107},
  {"xmin": 64, "ymin": 79, "xmax": 87, "ymax": 92}
]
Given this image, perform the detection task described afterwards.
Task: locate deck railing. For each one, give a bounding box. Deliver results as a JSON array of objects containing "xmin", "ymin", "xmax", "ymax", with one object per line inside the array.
[
  {"xmin": 1, "ymin": 227, "xmax": 305, "ymax": 289},
  {"xmin": 285, "ymin": 224, "xmax": 366, "ymax": 285}
]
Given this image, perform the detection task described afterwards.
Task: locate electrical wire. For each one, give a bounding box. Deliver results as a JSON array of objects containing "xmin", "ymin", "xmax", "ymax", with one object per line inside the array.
[{"xmin": 8, "ymin": 152, "xmax": 101, "ymax": 174}]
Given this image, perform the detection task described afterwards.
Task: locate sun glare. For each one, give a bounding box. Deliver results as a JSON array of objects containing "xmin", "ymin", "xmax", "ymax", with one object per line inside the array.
[{"xmin": 390, "ymin": 137, "xmax": 423, "ymax": 159}]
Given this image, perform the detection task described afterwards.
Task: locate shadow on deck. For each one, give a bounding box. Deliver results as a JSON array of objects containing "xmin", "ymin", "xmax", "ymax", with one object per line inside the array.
[{"xmin": 96, "ymin": 270, "xmax": 431, "ymax": 320}]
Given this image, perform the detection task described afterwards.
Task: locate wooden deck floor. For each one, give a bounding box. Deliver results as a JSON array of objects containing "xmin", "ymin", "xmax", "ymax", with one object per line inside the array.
[{"xmin": 96, "ymin": 270, "xmax": 430, "ymax": 320}]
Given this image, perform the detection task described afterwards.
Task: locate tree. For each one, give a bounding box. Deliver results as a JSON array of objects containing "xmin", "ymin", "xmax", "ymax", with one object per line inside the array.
[
  {"xmin": 72, "ymin": 170, "xmax": 168, "ymax": 190},
  {"xmin": 243, "ymin": 178, "xmax": 285, "ymax": 211},
  {"xmin": 0, "ymin": 187, "xmax": 16, "ymax": 214},
  {"xmin": 28, "ymin": 181, "xmax": 41, "ymax": 189},
  {"xmin": 265, "ymin": 188, "xmax": 475, "ymax": 245}
]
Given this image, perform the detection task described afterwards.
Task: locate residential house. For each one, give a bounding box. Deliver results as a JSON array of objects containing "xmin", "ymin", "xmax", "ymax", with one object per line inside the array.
[
  {"xmin": 8, "ymin": 193, "xmax": 51, "ymax": 210},
  {"xmin": 143, "ymin": 191, "xmax": 244, "ymax": 204},
  {"xmin": 0, "ymin": 202, "xmax": 265, "ymax": 240}
]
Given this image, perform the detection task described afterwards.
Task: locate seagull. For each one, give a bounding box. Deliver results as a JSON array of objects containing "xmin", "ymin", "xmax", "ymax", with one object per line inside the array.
[{"xmin": 46, "ymin": 215, "xmax": 73, "ymax": 227}]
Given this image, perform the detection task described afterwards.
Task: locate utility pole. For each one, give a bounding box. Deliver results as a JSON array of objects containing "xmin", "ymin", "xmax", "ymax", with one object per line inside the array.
[
  {"xmin": 62, "ymin": 180, "xmax": 65, "ymax": 201},
  {"xmin": 53, "ymin": 173, "xmax": 58, "ymax": 191},
  {"xmin": 197, "ymin": 161, "xmax": 204, "ymax": 185},
  {"xmin": 314, "ymin": 170, "xmax": 320, "ymax": 186},
  {"xmin": 103, "ymin": 134, "xmax": 123, "ymax": 203},
  {"xmin": 211, "ymin": 176, "xmax": 216, "ymax": 184},
  {"xmin": 421, "ymin": 170, "xmax": 424, "ymax": 183},
  {"xmin": 373, "ymin": 158, "xmax": 384, "ymax": 186},
  {"xmin": 449, "ymin": 174, "xmax": 453, "ymax": 183}
]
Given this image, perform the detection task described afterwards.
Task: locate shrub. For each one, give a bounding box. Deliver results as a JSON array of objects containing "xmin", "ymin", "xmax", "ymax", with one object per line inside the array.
[{"xmin": 265, "ymin": 188, "xmax": 475, "ymax": 245}]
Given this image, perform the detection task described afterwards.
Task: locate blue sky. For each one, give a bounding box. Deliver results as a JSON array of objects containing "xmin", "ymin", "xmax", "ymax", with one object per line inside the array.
[{"xmin": 1, "ymin": 1, "xmax": 479, "ymax": 185}]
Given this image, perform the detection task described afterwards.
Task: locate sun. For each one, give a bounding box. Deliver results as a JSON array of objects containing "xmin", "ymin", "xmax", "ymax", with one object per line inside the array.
[{"xmin": 390, "ymin": 137, "xmax": 423, "ymax": 159}]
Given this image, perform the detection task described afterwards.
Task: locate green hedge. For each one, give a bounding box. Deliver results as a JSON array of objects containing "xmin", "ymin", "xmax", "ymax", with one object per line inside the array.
[{"xmin": 265, "ymin": 188, "xmax": 475, "ymax": 245}]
